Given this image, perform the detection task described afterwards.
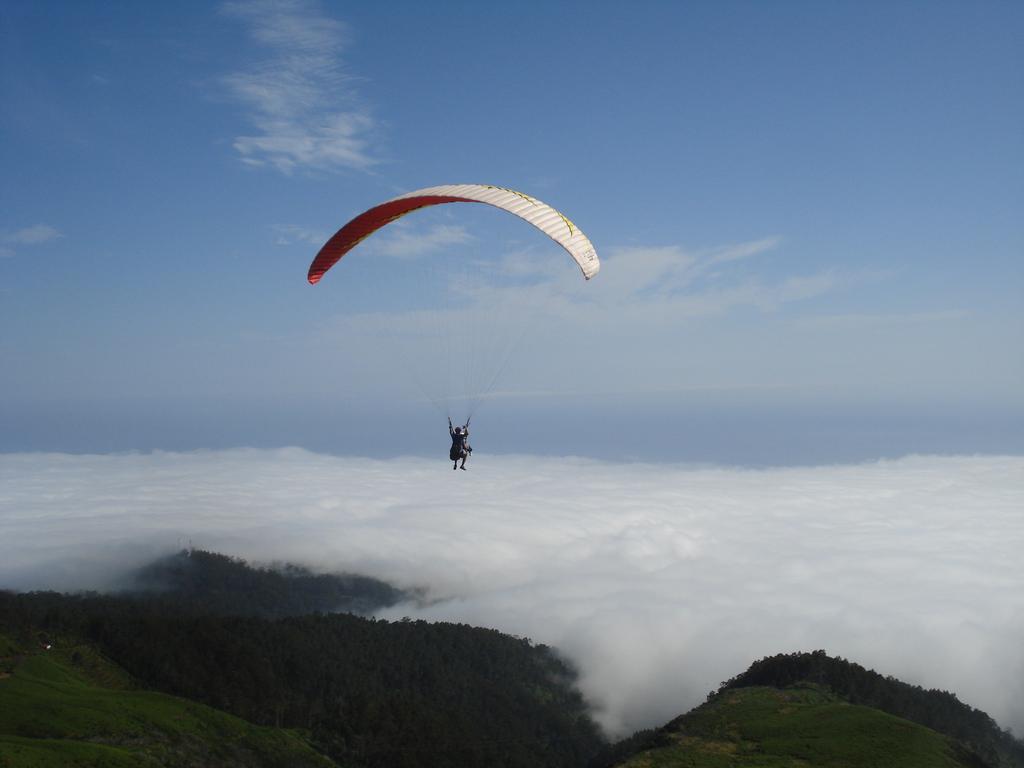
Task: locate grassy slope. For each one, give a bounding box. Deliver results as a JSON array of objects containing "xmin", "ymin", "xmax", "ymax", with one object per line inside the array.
[
  {"xmin": 617, "ymin": 685, "xmax": 983, "ymax": 768},
  {"xmin": 0, "ymin": 634, "xmax": 336, "ymax": 768}
]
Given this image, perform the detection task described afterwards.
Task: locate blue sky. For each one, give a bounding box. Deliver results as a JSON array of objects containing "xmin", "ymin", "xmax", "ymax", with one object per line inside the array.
[{"xmin": 2, "ymin": 0, "xmax": 1022, "ymax": 461}]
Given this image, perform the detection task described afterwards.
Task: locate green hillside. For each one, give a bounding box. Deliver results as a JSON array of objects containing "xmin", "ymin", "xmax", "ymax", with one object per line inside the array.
[
  {"xmin": 0, "ymin": 633, "xmax": 335, "ymax": 768},
  {"xmin": 609, "ymin": 685, "xmax": 986, "ymax": 768},
  {"xmin": 1, "ymin": 590, "xmax": 603, "ymax": 768},
  {"xmin": 719, "ymin": 651, "xmax": 1024, "ymax": 767}
]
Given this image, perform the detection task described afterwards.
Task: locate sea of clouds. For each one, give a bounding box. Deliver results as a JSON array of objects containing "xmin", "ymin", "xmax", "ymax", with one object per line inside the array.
[{"xmin": 1, "ymin": 449, "xmax": 1021, "ymax": 737}]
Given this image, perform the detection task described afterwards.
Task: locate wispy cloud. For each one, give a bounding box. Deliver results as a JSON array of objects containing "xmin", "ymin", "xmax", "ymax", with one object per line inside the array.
[
  {"xmin": 221, "ymin": 0, "xmax": 376, "ymax": 174},
  {"xmin": 3, "ymin": 224, "xmax": 62, "ymax": 245},
  {"xmin": 306, "ymin": 235, "xmax": 842, "ymax": 400},
  {"xmin": 554, "ymin": 239, "xmax": 835, "ymax": 318},
  {"xmin": 436, "ymin": 236, "xmax": 813, "ymax": 319},
  {"xmin": 302, "ymin": 235, "xmax": 884, "ymax": 403},
  {"xmin": 370, "ymin": 223, "xmax": 473, "ymax": 259},
  {"xmin": 1, "ymin": 451, "xmax": 1021, "ymax": 738},
  {"xmin": 274, "ymin": 224, "xmax": 329, "ymax": 247},
  {"xmin": 706, "ymin": 235, "xmax": 781, "ymax": 265},
  {"xmin": 1, "ymin": 224, "xmax": 63, "ymax": 259},
  {"xmin": 590, "ymin": 237, "xmax": 781, "ymax": 299},
  {"xmin": 650, "ymin": 272, "xmax": 838, "ymax": 317},
  {"xmin": 597, "ymin": 245, "xmax": 700, "ymax": 296},
  {"xmin": 800, "ymin": 309, "xmax": 971, "ymax": 328}
]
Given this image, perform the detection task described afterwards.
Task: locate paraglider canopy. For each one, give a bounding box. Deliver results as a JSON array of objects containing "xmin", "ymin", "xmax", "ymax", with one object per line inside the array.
[
  {"xmin": 307, "ymin": 184, "xmax": 599, "ymax": 420},
  {"xmin": 308, "ymin": 184, "xmax": 599, "ymax": 284}
]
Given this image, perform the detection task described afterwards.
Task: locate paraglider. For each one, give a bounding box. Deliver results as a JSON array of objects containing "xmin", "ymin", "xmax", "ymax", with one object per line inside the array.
[{"xmin": 308, "ymin": 184, "xmax": 599, "ymax": 468}]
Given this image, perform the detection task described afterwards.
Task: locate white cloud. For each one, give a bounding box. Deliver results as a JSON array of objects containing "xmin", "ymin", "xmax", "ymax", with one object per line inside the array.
[
  {"xmin": 2, "ymin": 225, "xmax": 63, "ymax": 259},
  {"xmin": 370, "ymin": 223, "xmax": 474, "ymax": 259},
  {"xmin": 706, "ymin": 235, "xmax": 781, "ymax": 265},
  {"xmin": 274, "ymin": 224, "xmax": 329, "ymax": 247},
  {"xmin": 0, "ymin": 224, "xmax": 63, "ymax": 260},
  {"xmin": 596, "ymin": 245, "xmax": 700, "ymax": 296},
  {"xmin": 358, "ymin": 236, "xmax": 832, "ymax": 320},
  {"xmin": 2, "ymin": 224, "xmax": 62, "ymax": 246},
  {"xmin": 800, "ymin": 309, "xmax": 971, "ymax": 329},
  {"xmin": 1, "ymin": 450, "xmax": 1021, "ymax": 739},
  {"xmin": 623, "ymin": 271, "xmax": 838, "ymax": 318},
  {"xmin": 298, "ymin": 236, "xmax": 860, "ymax": 404},
  {"xmin": 575, "ymin": 241, "xmax": 835, "ymax": 315},
  {"xmin": 221, "ymin": 0, "xmax": 376, "ymax": 173},
  {"xmin": 237, "ymin": 232, "xmax": 1013, "ymax": 408}
]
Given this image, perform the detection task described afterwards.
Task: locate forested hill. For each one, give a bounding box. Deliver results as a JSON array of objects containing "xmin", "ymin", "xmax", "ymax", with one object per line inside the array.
[
  {"xmin": 721, "ymin": 650, "xmax": 1024, "ymax": 767},
  {"xmin": 128, "ymin": 549, "xmax": 406, "ymax": 617},
  {"xmin": 591, "ymin": 651, "xmax": 1024, "ymax": 768},
  {"xmin": 0, "ymin": 587, "xmax": 604, "ymax": 768},
  {"xmin": 596, "ymin": 684, "xmax": 996, "ymax": 768}
]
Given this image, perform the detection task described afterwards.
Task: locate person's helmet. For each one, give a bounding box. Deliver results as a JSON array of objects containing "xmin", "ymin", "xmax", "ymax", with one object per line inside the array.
[{"xmin": 455, "ymin": 427, "xmax": 462, "ymax": 434}]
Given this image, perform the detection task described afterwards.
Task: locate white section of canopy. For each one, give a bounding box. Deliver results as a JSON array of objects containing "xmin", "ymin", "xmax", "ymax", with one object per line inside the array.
[{"xmin": 395, "ymin": 184, "xmax": 600, "ymax": 280}]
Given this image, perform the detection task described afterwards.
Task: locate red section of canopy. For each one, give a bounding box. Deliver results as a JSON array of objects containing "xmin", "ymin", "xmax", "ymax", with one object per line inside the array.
[{"xmin": 308, "ymin": 195, "xmax": 468, "ymax": 284}]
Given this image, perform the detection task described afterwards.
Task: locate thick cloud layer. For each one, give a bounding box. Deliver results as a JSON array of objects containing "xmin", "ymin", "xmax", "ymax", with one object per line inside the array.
[{"xmin": 1, "ymin": 450, "xmax": 1021, "ymax": 737}]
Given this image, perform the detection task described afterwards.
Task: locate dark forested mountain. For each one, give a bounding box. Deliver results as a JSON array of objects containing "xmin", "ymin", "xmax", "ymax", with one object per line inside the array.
[
  {"xmin": 0, "ymin": 588, "xmax": 603, "ymax": 768},
  {"xmin": 128, "ymin": 549, "xmax": 406, "ymax": 617}
]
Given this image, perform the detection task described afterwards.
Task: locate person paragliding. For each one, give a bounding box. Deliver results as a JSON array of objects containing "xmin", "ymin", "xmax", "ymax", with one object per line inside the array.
[
  {"xmin": 307, "ymin": 184, "xmax": 599, "ymax": 463},
  {"xmin": 449, "ymin": 416, "xmax": 471, "ymax": 470}
]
